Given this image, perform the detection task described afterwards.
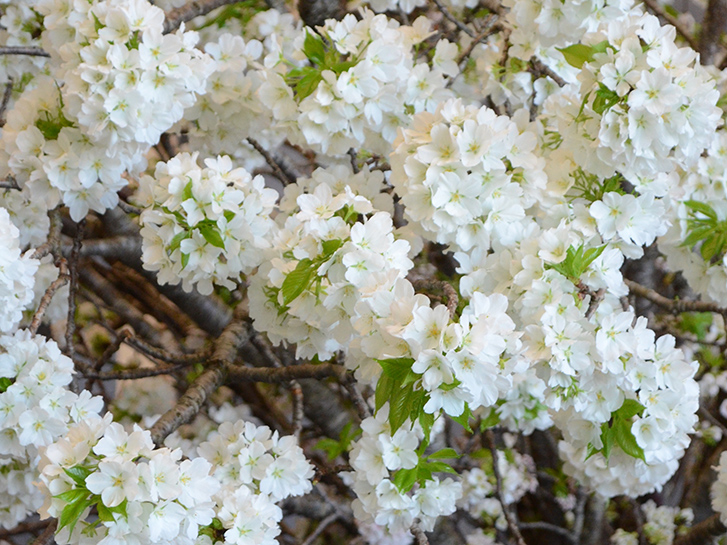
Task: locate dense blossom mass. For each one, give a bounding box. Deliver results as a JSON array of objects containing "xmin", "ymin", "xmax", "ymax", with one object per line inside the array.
[{"xmin": 1, "ymin": 0, "xmax": 727, "ymax": 543}]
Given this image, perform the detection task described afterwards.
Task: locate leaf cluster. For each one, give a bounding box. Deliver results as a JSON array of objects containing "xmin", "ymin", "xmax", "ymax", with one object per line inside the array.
[
  {"xmin": 57, "ymin": 466, "xmax": 128, "ymax": 536},
  {"xmin": 280, "ymin": 238, "xmax": 343, "ymax": 306},
  {"xmin": 546, "ymin": 244, "xmax": 606, "ymax": 283},
  {"xmin": 285, "ymin": 31, "xmax": 359, "ymax": 100},
  {"xmin": 681, "ymin": 200, "xmax": 727, "ymax": 262},
  {"xmin": 586, "ymin": 399, "xmax": 646, "ymax": 463}
]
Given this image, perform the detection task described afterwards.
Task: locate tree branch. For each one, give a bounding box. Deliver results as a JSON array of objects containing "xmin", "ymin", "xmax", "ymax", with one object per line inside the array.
[
  {"xmin": 247, "ymin": 137, "xmax": 295, "ymax": 186},
  {"xmin": 148, "ymin": 316, "xmax": 251, "ymax": 445},
  {"xmin": 485, "ymin": 430, "xmax": 528, "ymax": 545},
  {"xmin": 699, "ymin": 0, "xmax": 727, "ymax": 65},
  {"xmin": 674, "ymin": 513, "xmax": 726, "ymax": 545},
  {"xmin": 625, "ymin": 279, "xmax": 727, "ymax": 316},
  {"xmin": 641, "ymin": 0, "xmax": 699, "ymax": 52},
  {"xmin": 227, "ymin": 362, "xmax": 348, "ymax": 384},
  {"xmin": 0, "ymin": 46, "xmax": 50, "ymax": 57},
  {"xmin": 163, "ymin": 0, "xmax": 241, "ymax": 33}
]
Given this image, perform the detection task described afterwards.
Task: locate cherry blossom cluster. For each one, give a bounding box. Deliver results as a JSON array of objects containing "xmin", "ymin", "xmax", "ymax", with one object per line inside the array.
[
  {"xmin": 611, "ymin": 500, "xmax": 693, "ymax": 545},
  {"xmin": 260, "ymin": 10, "xmax": 453, "ymax": 156},
  {"xmin": 139, "ymin": 152, "xmax": 278, "ymax": 295},
  {"xmin": 184, "ymin": 33, "xmax": 272, "ymax": 159},
  {"xmin": 0, "ymin": 0, "xmax": 212, "ymax": 220},
  {"xmin": 0, "ymin": 0, "xmax": 47, "ymax": 87},
  {"xmin": 0, "ymin": 207, "xmax": 39, "ymax": 333},
  {"xmin": 458, "ymin": 448, "xmax": 537, "ymax": 529},
  {"xmin": 390, "ymin": 98, "xmax": 545, "ymax": 252},
  {"xmin": 550, "ymin": 11, "xmax": 721, "ymax": 184},
  {"xmin": 196, "ymin": 419, "xmax": 314, "ymax": 545},
  {"xmin": 0, "ymin": 330, "xmax": 102, "ymax": 529},
  {"xmin": 345, "ymin": 410, "xmax": 461, "ymax": 534},
  {"xmin": 248, "ymin": 164, "xmax": 412, "ymax": 361},
  {"xmin": 38, "ymin": 415, "xmax": 220, "ymax": 545},
  {"xmin": 659, "ymin": 129, "xmax": 727, "ymax": 306}
]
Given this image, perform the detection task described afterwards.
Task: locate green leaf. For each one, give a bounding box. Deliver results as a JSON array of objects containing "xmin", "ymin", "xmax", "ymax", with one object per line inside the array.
[
  {"xmin": 419, "ymin": 412, "xmax": 435, "ymax": 440},
  {"xmin": 321, "ymin": 238, "xmax": 343, "ymax": 257},
  {"xmin": 303, "ymin": 31, "xmax": 326, "ymax": 65},
  {"xmin": 59, "ymin": 495, "xmax": 94, "ymax": 536},
  {"xmin": 375, "ymin": 373, "xmax": 397, "ymax": 412},
  {"xmin": 281, "ymin": 258, "xmax": 315, "ymax": 305},
  {"xmin": 389, "ymin": 383, "xmax": 414, "ymax": 432},
  {"xmin": 332, "ymin": 60, "xmax": 357, "ymax": 74},
  {"xmin": 181, "ymin": 179, "xmax": 194, "ymax": 202},
  {"xmin": 377, "ymin": 357, "xmax": 415, "ymax": 382},
  {"xmin": 54, "ymin": 488, "xmax": 90, "ymax": 504},
  {"xmin": 450, "ymin": 404, "xmax": 473, "ymax": 432},
  {"xmin": 424, "ymin": 460, "xmax": 457, "ymax": 474},
  {"xmin": 168, "ymin": 230, "xmax": 189, "ymax": 254},
  {"xmin": 679, "ymin": 312, "xmax": 713, "ymax": 341},
  {"xmin": 295, "ymin": 69, "xmax": 324, "ymax": 100},
  {"xmin": 181, "ymin": 252, "xmax": 190, "ymax": 269},
  {"xmin": 97, "ymin": 502, "xmax": 114, "ymax": 523},
  {"xmin": 198, "ymin": 223, "xmax": 226, "ymax": 249},
  {"xmin": 392, "ymin": 468, "xmax": 418, "ymax": 493},
  {"xmin": 592, "ymin": 83, "xmax": 620, "ymax": 114},
  {"xmin": 615, "ymin": 399, "xmax": 645, "ymax": 420},
  {"xmin": 613, "ymin": 419, "xmax": 646, "ymax": 461},
  {"xmin": 428, "ymin": 448, "xmax": 460, "ymax": 460},
  {"xmin": 557, "ymin": 43, "xmax": 598, "ymax": 69},
  {"xmin": 601, "ymin": 421, "xmax": 614, "ymax": 461},
  {"xmin": 685, "ymin": 200, "xmax": 718, "ymax": 220},
  {"xmin": 0, "ymin": 377, "xmax": 12, "ymax": 393},
  {"xmin": 64, "ymin": 466, "xmax": 92, "ymax": 487},
  {"xmin": 479, "ymin": 409, "xmax": 500, "ymax": 431}
]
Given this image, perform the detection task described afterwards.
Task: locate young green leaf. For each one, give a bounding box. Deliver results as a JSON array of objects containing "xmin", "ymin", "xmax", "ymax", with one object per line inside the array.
[
  {"xmin": 64, "ymin": 466, "xmax": 92, "ymax": 487},
  {"xmin": 281, "ymin": 258, "xmax": 315, "ymax": 305},
  {"xmin": 377, "ymin": 357, "xmax": 415, "ymax": 382},
  {"xmin": 198, "ymin": 223, "xmax": 226, "ymax": 249}
]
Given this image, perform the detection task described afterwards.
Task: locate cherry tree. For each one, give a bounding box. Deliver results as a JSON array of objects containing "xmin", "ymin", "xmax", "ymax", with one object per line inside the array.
[{"xmin": 1, "ymin": 0, "xmax": 727, "ymax": 544}]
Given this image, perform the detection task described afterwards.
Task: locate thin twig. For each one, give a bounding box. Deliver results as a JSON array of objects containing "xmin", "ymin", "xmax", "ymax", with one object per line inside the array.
[
  {"xmin": 431, "ymin": 0, "xmax": 475, "ymax": 37},
  {"xmin": 30, "ymin": 520, "xmax": 56, "ymax": 545},
  {"xmin": 411, "ymin": 522, "xmax": 429, "ymax": 545},
  {"xmin": 485, "ymin": 430, "xmax": 528, "ymax": 545},
  {"xmin": 32, "ymin": 208, "xmax": 63, "ymax": 260},
  {"xmin": 227, "ymin": 363, "xmax": 348, "ymax": 383},
  {"xmin": 0, "ymin": 80, "xmax": 14, "ymax": 128},
  {"xmin": 0, "ymin": 175, "xmax": 20, "ymax": 189},
  {"xmin": 640, "ymin": 0, "xmax": 699, "ymax": 52},
  {"xmin": 29, "ymin": 261, "xmax": 69, "ymax": 334},
  {"xmin": 518, "ymin": 522, "xmax": 576, "ymax": 544},
  {"xmin": 65, "ymin": 220, "xmax": 85, "ymax": 359},
  {"xmin": 456, "ymin": 19, "xmax": 502, "ymax": 65},
  {"xmin": 163, "ymin": 0, "xmax": 241, "ymax": 33},
  {"xmin": 149, "ymin": 316, "xmax": 251, "ymax": 445},
  {"xmin": 625, "ymin": 279, "xmax": 727, "ymax": 316},
  {"xmin": 0, "ymin": 46, "xmax": 50, "ymax": 57},
  {"xmin": 0, "ymin": 520, "xmax": 52, "ymax": 538},
  {"xmin": 247, "ymin": 137, "xmax": 295, "ymax": 186},
  {"xmin": 585, "ymin": 288, "xmax": 605, "ymax": 319},
  {"xmin": 529, "ymin": 57, "xmax": 567, "ymax": 87},
  {"xmin": 674, "ymin": 513, "xmax": 726, "ymax": 545},
  {"xmin": 699, "ymin": 406, "xmax": 727, "ymax": 438},
  {"xmin": 80, "ymin": 362, "xmax": 197, "ymax": 380},
  {"xmin": 300, "ymin": 513, "xmax": 339, "ymax": 545},
  {"xmin": 118, "ymin": 200, "xmax": 143, "ymax": 215}
]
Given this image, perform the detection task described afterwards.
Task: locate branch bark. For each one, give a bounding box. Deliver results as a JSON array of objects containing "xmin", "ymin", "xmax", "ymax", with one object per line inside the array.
[
  {"xmin": 674, "ymin": 514, "xmax": 726, "ymax": 545},
  {"xmin": 163, "ymin": 0, "xmax": 241, "ymax": 33},
  {"xmin": 699, "ymin": 0, "xmax": 727, "ymax": 65},
  {"xmin": 148, "ymin": 317, "xmax": 251, "ymax": 445}
]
